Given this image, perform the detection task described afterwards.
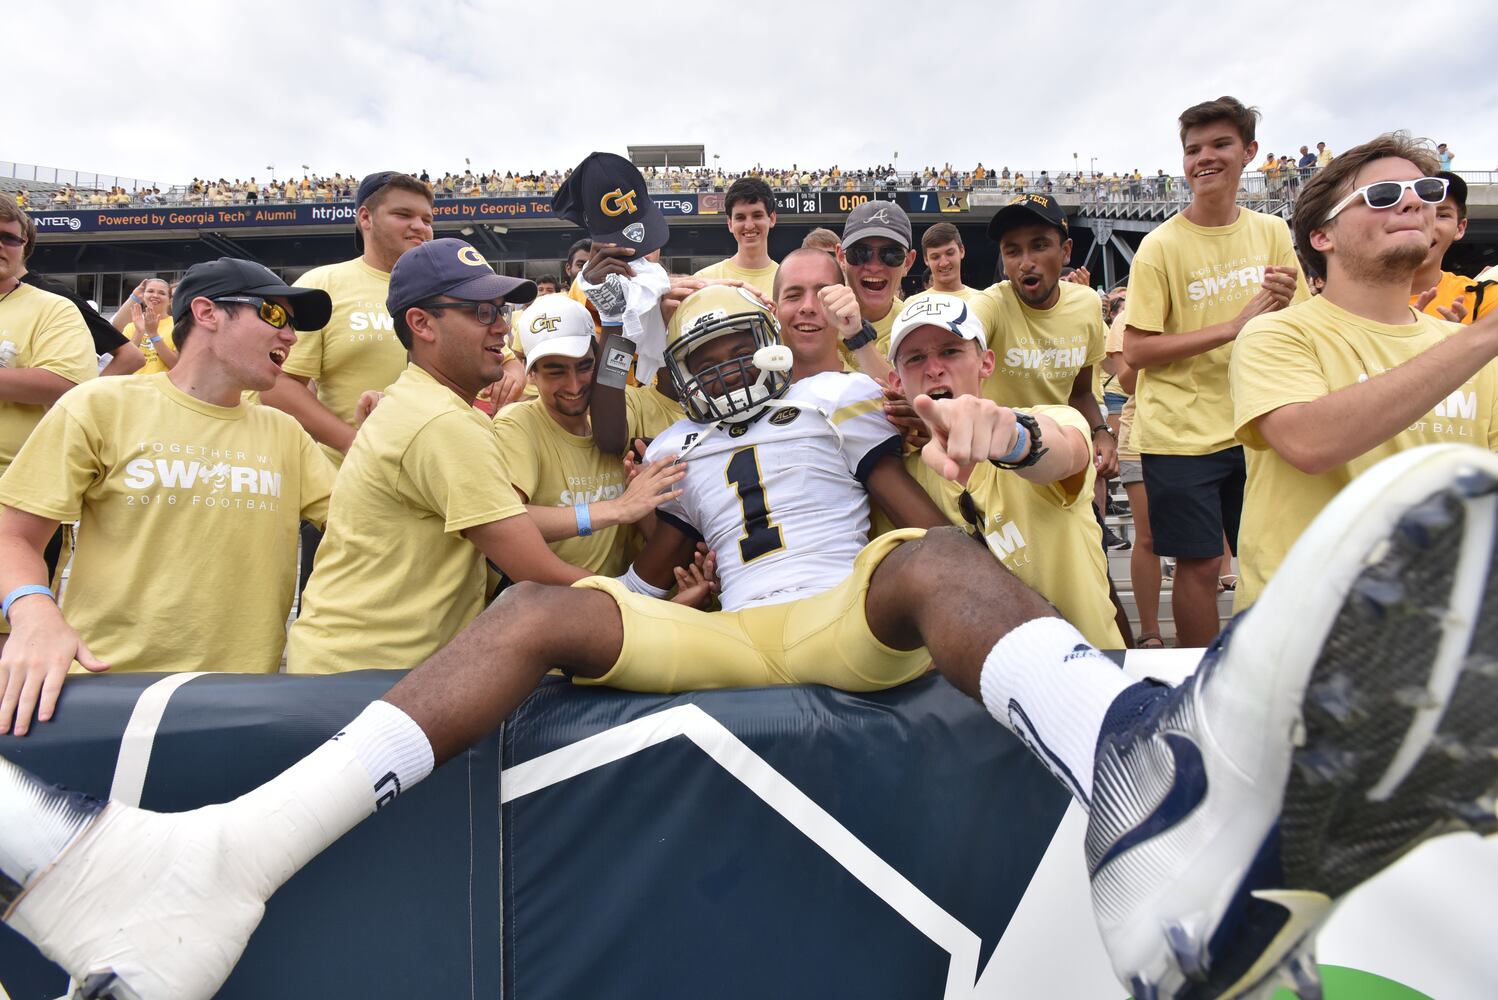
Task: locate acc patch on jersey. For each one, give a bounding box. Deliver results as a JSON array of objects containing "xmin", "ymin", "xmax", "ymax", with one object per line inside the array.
[{"xmin": 769, "ymin": 406, "xmax": 801, "ymax": 426}]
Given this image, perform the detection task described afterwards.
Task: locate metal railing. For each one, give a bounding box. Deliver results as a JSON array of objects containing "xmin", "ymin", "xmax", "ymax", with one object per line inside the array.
[{"xmin": 1, "ymin": 161, "xmax": 162, "ymax": 194}]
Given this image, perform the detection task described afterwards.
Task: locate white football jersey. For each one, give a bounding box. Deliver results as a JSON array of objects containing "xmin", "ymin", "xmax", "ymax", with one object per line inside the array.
[{"xmin": 646, "ymin": 372, "xmax": 901, "ymax": 611}]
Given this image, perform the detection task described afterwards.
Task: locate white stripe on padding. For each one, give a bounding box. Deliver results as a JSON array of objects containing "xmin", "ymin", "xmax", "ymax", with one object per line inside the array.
[
  {"xmin": 501, "ymin": 704, "xmax": 986, "ymax": 999},
  {"xmin": 109, "ymin": 673, "xmax": 206, "ymax": 807}
]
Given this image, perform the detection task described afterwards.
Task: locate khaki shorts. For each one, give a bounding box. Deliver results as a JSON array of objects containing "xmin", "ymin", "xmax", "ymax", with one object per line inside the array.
[{"xmin": 572, "ymin": 529, "xmax": 929, "ymax": 694}]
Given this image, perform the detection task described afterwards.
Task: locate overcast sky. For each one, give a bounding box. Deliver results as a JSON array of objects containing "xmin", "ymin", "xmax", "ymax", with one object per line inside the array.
[{"xmin": 8, "ymin": 0, "xmax": 1494, "ymax": 189}]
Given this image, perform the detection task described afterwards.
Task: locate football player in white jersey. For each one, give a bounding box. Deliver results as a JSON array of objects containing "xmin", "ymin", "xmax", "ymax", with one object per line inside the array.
[{"xmin": 4, "ymin": 286, "xmax": 1498, "ymax": 1000}]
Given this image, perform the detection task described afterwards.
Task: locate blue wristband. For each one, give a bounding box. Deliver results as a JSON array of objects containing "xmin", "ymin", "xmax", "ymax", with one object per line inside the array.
[
  {"xmin": 574, "ymin": 503, "xmax": 593, "ymax": 538},
  {"xmin": 996, "ymin": 422, "xmax": 1030, "ymax": 465},
  {"xmin": 2, "ymin": 584, "xmax": 54, "ymax": 621}
]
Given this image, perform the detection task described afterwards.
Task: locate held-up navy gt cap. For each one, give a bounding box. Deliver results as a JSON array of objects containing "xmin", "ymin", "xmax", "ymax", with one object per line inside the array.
[
  {"xmin": 987, "ymin": 193, "xmax": 1070, "ymax": 243},
  {"xmin": 387, "ymin": 238, "xmax": 537, "ymax": 318},
  {"xmin": 552, "ymin": 152, "xmax": 669, "ymax": 257},
  {"xmin": 172, "ymin": 257, "xmax": 333, "ymax": 331}
]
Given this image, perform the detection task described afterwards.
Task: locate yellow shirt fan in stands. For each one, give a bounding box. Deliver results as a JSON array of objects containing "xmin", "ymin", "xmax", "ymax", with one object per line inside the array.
[
  {"xmin": 977, "ymin": 280, "xmax": 1105, "ymax": 409},
  {"xmin": 1126, "ymin": 209, "xmax": 1307, "ymax": 456},
  {"xmin": 1231, "ymin": 295, "xmax": 1498, "ymax": 609},
  {"xmin": 281, "ymin": 257, "xmax": 405, "ymax": 465},
  {"xmin": 493, "ymin": 386, "xmax": 681, "ymax": 578},
  {"xmin": 124, "ymin": 317, "xmax": 177, "ymax": 375},
  {"xmin": 0, "ymin": 373, "xmax": 333, "ymax": 672},
  {"xmin": 288, "ymin": 363, "xmax": 527, "ymax": 674},
  {"xmin": 0, "ymin": 282, "xmax": 97, "ymax": 473}
]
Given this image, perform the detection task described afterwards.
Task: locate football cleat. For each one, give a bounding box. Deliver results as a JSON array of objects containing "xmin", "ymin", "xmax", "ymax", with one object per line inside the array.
[
  {"xmin": 2, "ymin": 742, "xmax": 373, "ymax": 1000},
  {"xmin": 1087, "ymin": 444, "xmax": 1498, "ymax": 999}
]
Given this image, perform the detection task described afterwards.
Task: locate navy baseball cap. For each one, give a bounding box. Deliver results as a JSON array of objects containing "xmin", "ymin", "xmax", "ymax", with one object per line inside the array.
[
  {"xmin": 987, "ymin": 193, "xmax": 1070, "ymax": 242},
  {"xmin": 552, "ymin": 152, "xmax": 668, "ymax": 256},
  {"xmin": 356, "ymin": 171, "xmax": 400, "ymax": 208},
  {"xmin": 387, "ymin": 238, "xmax": 537, "ymax": 317},
  {"xmin": 172, "ymin": 257, "xmax": 332, "ymax": 331}
]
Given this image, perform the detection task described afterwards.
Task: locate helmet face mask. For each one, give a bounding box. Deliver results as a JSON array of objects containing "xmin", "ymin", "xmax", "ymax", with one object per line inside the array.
[{"xmin": 666, "ymin": 289, "xmax": 789, "ymax": 425}]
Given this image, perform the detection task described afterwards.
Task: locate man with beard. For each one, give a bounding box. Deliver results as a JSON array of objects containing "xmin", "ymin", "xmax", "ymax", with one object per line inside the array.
[
  {"xmin": 980, "ymin": 195, "xmax": 1117, "ymax": 479},
  {"xmin": 1122, "ymin": 97, "xmax": 1306, "ymax": 647},
  {"xmin": 1231, "ymin": 135, "xmax": 1498, "ymax": 608}
]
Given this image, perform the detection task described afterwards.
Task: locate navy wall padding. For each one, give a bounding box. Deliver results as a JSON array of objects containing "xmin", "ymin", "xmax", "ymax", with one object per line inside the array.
[{"xmin": 1, "ymin": 671, "xmax": 1072, "ymax": 1000}]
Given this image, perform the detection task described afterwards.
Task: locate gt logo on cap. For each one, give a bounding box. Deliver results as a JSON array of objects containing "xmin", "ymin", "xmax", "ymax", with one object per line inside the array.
[
  {"xmin": 457, "ymin": 246, "xmax": 487, "ymax": 267},
  {"xmin": 600, "ymin": 188, "xmax": 639, "ymax": 217},
  {"xmin": 529, "ymin": 314, "xmax": 562, "ymax": 334}
]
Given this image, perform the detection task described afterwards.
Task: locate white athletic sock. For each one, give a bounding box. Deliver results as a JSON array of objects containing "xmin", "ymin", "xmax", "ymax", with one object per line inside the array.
[
  {"xmin": 979, "ymin": 617, "xmax": 1132, "ymax": 807},
  {"xmin": 220, "ymin": 701, "xmax": 434, "ymax": 895},
  {"xmin": 331, "ymin": 700, "xmax": 436, "ymax": 809}
]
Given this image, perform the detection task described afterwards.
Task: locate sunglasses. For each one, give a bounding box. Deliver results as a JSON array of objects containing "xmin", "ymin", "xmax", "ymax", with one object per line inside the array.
[
  {"xmin": 1324, "ymin": 176, "xmax": 1448, "ymax": 222},
  {"xmin": 214, "ymin": 296, "xmax": 292, "ymax": 330},
  {"xmin": 419, "ymin": 299, "xmax": 505, "ymax": 325},
  {"xmin": 0, "ymin": 232, "xmax": 27, "ymax": 248},
  {"xmin": 844, "ymin": 243, "xmax": 908, "ymax": 267}
]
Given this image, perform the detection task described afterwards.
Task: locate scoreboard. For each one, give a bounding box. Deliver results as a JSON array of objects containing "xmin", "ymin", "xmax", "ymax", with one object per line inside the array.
[{"xmin": 770, "ymin": 190, "xmax": 968, "ymax": 215}]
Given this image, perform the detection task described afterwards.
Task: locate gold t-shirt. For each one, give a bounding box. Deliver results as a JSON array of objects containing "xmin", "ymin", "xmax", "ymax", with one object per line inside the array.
[
  {"xmin": 1231, "ymin": 295, "xmax": 1498, "ymax": 608},
  {"xmin": 492, "ymin": 387, "xmax": 674, "ymax": 577},
  {"xmin": 124, "ymin": 317, "xmax": 176, "ymax": 375},
  {"xmin": 281, "ymin": 256, "xmax": 405, "ymax": 465},
  {"xmin": 878, "ymin": 404, "xmax": 1122, "ymax": 648},
  {"xmin": 1126, "ymin": 209, "xmax": 1307, "ymax": 455},
  {"xmin": 0, "ymin": 282, "xmax": 97, "ymax": 473},
  {"xmin": 693, "ymin": 258, "xmax": 779, "ymax": 302},
  {"xmin": 978, "ymin": 281, "xmax": 1105, "ymax": 409},
  {"xmin": 288, "ymin": 364, "xmax": 527, "ymax": 673},
  {"xmin": 869, "ymin": 298, "xmax": 907, "ymax": 361},
  {"xmin": 0, "ymin": 373, "xmax": 333, "ymax": 672},
  {"xmin": 1103, "ymin": 312, "xmax": 1139, "ymax": 461}
]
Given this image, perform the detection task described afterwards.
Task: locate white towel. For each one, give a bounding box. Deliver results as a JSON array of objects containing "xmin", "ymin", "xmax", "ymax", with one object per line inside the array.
[{"xmin": 576, "ymin": 260, "xmax": 672, "ymax": 384}]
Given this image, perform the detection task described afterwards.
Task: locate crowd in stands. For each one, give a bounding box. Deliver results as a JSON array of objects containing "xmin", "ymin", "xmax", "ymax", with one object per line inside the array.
[{"xmin": 16, "ymin": 136, "xmax": 1456, "ymax": 211}]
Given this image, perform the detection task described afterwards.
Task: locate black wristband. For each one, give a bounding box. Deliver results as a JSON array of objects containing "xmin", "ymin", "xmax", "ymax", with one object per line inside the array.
[
  {"xmin": 1092, "ymin": 423, "xmax": 1115, "ymax": 438},
  {"xmin": 842, "ymin": 320, "xmax": 877, "ymax": 351},
  {"xmin": 992, "ymin": 411, "xmax": 1050, "ymax": 470}
]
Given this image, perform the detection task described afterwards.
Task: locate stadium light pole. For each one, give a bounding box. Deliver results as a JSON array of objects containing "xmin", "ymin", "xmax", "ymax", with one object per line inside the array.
[{"xmin": 267, "ymin": 165, "xmax": 276, "ymax": 183}]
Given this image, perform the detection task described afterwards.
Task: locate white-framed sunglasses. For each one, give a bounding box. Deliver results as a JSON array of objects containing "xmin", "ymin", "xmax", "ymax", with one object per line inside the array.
[{"xmin": 1324, "ymin": 176, "xmax": 1449, "ymax": 222}]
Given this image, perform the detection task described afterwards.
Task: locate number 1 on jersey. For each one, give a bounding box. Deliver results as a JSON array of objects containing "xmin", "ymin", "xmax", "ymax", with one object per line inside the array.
[{"xmin": 726, "ymin": 446, "xmax": 785, "ymax": 563}]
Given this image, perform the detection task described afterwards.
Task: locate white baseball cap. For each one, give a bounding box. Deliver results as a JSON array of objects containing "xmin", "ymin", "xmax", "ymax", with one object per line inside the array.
[
  {"xmin": 887, "ymin": 293, "xmax": 987, "ymax": 362},
  {"xmin": 516, "ymin": 294, "xmax": 596, "ymax": 372}
]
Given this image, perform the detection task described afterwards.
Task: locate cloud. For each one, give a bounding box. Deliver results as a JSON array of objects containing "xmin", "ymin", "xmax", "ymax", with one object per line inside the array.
[{"xmin": 8, "ymin": 0, "xmax": 1494, "ymax": 189}]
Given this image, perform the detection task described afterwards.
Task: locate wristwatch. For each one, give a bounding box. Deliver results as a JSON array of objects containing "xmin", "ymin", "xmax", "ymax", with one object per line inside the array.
[
  {"xmin": 842, "ymin": 320, "xmax": 877, "ymax": 351},
  {"xmin": 992, "ymin": 411, "xmax": 1049, "ymax": 470}
]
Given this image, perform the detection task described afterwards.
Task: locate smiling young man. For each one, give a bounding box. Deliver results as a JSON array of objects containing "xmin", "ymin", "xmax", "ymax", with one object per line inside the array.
[
  {"xmin": 884, "ymin": 294, "xmax": 1123, "ymax": 648},
  {"xmin": 1231, "ymin": 137, "xmax": 1498, "ymax": 608},
  {"xmin": 838, "ymin": 200, "xmax": 916, "ymax": 361},
  {"xmin": 287, "ymin": 240, "xmax": 593, "ymax": 675},
  {"xmin": 0, "ymin": 258, "xmax": 335, "ymax": 731},
  {"xmin": 493, "ymin": 293, "xmax": 686, "ymax": 578},
  {"xmin": 695, "ymin": 176, "xmax": 779, "ymax": 300},
  {"xmin": 772, "ymin": 247, "xmax": 892, "ymax": 382},
  {"xmin": 1121, "ymin": 96, "xmax": 1307, "ymax": 647},
  {"xmin": 1407, "ymin": 172, "xmax": 1494, "ymax": 325}
]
